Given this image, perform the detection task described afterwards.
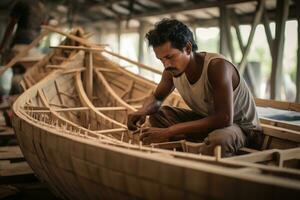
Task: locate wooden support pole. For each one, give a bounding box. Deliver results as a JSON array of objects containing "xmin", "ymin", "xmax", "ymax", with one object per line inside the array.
[
  {"xmin": 296, "ymin": 1, "xmax": 300, "ymax": 103},
  {"xmin": 117, "ymin": 21, "xmax": 121, "ymax": 54},
  {"xmin": 225, "ymin": 9, "xmax": 235, "ymax": 63},
  {"xmin": 138, "ymin": 21, "xmax": 146, "ymax": 64},
  {"xmin": 219, "ymin": 5, "xmax": 230, "ymax": 58},
  {"xmin": 270, "ymin": 0, "xmax": 290, "ymax": 100},
  {"xmin": 231, "ymin": 9, "xmax": 258, "ymax": 96},
  {"xmin": 231, "ymin": 11, "xmax": 245, "ymax": 54},
  {"xmin": 262, "ymin": 10, "xmax": 274, "ymax": 54},
  {"xmin": 239, "ymin": 0, "xmax": 265, "ymax": 75}
]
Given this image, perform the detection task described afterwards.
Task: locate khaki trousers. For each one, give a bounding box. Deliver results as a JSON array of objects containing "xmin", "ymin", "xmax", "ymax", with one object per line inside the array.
[{"xmin": 149, "ymin": 106, "xmax": 246, "ymax": 157}]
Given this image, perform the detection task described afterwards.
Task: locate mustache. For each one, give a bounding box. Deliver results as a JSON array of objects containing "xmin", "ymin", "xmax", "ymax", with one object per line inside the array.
[{"xmin": 165, "ymin": 67, "xmax": 177, "ymax": 72}]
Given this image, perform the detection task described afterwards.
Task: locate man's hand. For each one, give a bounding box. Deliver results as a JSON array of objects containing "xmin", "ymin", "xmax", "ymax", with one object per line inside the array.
[
  {"xmin": 127, "ymin": 112, "xmax": 147, "ymax": 131},
  {"xmin": 135, "ymin": 127, "xmax": 171, "ymax": 145}
]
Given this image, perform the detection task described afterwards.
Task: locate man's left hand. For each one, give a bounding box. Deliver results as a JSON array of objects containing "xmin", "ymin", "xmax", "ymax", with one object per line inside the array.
[{"xmin": 134, "ymin": 127, "xmax": 171, "ymax": 145}]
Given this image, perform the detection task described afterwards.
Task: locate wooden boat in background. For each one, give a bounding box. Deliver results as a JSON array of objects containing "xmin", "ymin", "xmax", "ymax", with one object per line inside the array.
[
  {"xmin": 12, "ymin": 27, "xmax": 300, "ymax": 199},
  {"xmin": 20, "ymin": 28, "xmax": 90, "ymax": 90}
]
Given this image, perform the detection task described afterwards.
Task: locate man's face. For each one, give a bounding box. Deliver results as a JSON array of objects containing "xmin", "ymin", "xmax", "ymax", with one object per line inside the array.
[{"xmin": 153, "ymin": 41, "xmax": 190, "ymax": 77}]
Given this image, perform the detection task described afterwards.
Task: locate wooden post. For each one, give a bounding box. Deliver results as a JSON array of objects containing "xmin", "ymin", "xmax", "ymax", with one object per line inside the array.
[
  {"xmin": 231, "ymin": 9, "xmax": 257, "ymax": 96},
  {"xmin": 296, "ymin": 1, "xmax": 300, "ymax": 103},
  {"xmin": 225, "ymin": 9, "xmax": 235, "ymax": 63},
  {"xmin": 117, "ymin": 21, "xmax": 121, "ymax": 54},
  {"xmin": 138, "ymin": 20, "xmax": 146, "ymax": 64},
  {"xmin": 239, "ymin": 0, "xmax": 265, "ymax": 75},
  {"xmin": 262, "ymin": 11, "xmax": 274, "ymax": 54},
  {"xmin": 270, "ymin": 0, "xmax": 290, "ymax": 100},
  {"xmin": 219, "ymin": 5, "xmax": 229, "ymax": 58}
]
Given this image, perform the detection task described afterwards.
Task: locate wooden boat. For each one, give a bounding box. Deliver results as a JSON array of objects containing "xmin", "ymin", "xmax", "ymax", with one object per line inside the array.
[
  {"xmin": 20, "ymin": 28, "xmax": 90, "ymax": 90},
  {"xmin": 12, "ymin": 27, "xmax": 300, "ymax": 199}
]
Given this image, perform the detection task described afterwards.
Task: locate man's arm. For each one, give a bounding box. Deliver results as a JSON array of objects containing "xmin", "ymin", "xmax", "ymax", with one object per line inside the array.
[
  {"xmin": 0, "ymin": 17, "xmax": 18, "ymax": 53},
  {"xmin": 164, "ymin": 58, "xmax": 234, "ymax": 137},
  {"xmin": 127, "ymin": 70, "xmax": 174, "ymax": 130}
]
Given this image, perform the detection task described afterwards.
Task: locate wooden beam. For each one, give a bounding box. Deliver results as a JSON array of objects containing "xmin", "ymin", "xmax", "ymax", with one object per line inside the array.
[
  {"xmin": 103, "ymin": 49, "xmax": 163, "ymax": 74},
  {"xmin": 225, "ymin": 9, "xmax": 235, "ymax": 63},
  {"xmin": 231, "ymin": 8, "xmax": 257, "ymax": 96},
  {"xmin": 50, "ymin": 45, "xmax": 104, "ymax": 52},
  {"xmin": 138, "ymin": 20, "xmax": 146, "ymax": 64},
  {"xmin": 0, "ymin": 146, "xmax": 23, "ymax": 160},
  {"xmin": 255, "ymin": 97, "xmax": 300, "ymax": 111},
  {"xmin": 262, "ymin": 124, "xmax": 300, "ymax": 143},
  {"xmin": 219, "ymin": 5, "xmax": 229, "ymax": 57},
  {"xmin": 270, "ymin": 0, "xmax": 290, "ymax": 100},
  {"xmin": 120, "ymin": 0, "xmax": 258, "ymax": 20},
  {"xmin": 231, "ymin": 10, "xmax": 245, "ymax": 54},
  {"xmin": 262, "ymin": 10, "xmax": 274, "ymax": 54},
  {"xmin": 24, "ymin": 106, "xmax": 141, "ymax": 113},
  {"xmin": 239, "ymin": 0, "xmax": 265, "ymax": 75},
  {"xmin": 117, "ymin": 21, "xmax": 121, "ymax": 54}
]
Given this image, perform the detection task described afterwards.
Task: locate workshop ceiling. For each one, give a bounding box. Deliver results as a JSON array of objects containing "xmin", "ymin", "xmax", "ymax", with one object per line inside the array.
[{"xmin": 0, "ymin": 0, "xmax": 297, "ymax": 26}]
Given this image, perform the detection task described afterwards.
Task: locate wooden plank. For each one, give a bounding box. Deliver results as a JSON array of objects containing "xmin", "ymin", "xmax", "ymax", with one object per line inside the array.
[
  {"xmin": 0, "ymin": 161, "xmax": 33, "ymax": 176},
  {"xmin": 255, "ymin": 98, "xmax": 300, "ymax": 111},
  {"xmin": 270, "ymin": 0, "xmax": 290, "ymax": 99},
  {"xmin": 260, "ymin": 117, "xmax": 300, "ymax": 132},
  {"xmin": 227, "ymin": 147, "xmax": 300, "ymax": 164},
  {"xmin": 0, "ymin": 127, "xmax": 15, "ymax": 139},
  {"xmin": 0, "ymin": 146, "xmax": 24, "ymax": 160},
  {"xmin": 0, "ymin": 185, "xmax": 19, "ymax": 199},
  {"xmin": 262, "ymin": 124, "xmax": 300, "ymax": 143}
]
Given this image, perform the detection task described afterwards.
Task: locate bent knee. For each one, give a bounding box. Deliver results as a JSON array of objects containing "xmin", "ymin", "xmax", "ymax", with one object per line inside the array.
[{"xmin": 205, "ymin": 130, "xmax": 234, "ymax": 147}]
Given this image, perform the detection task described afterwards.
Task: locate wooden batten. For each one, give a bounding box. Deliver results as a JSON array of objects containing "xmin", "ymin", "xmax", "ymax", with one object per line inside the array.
[{"xmin": 84, "ymin": 51, "xmax": 93, "ymax": 101}]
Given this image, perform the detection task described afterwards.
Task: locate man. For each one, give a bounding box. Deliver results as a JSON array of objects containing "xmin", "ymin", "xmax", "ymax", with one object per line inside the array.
[
  {"xmin": 127, "ymin": 19, "xmax": 262, "ymax": 157},
  {"xmin": 0, "ymin": 0, "xmax": 47, "ymax": 99},
  {"xmin": 0, "ymin": 0, "xmax": 47, "ymax": 54}
]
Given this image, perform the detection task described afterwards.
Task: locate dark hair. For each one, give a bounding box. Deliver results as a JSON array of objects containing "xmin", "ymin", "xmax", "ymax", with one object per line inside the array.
[{"xmin": 145, "ymin": 18, "xmax": 198, "ymax": 52}]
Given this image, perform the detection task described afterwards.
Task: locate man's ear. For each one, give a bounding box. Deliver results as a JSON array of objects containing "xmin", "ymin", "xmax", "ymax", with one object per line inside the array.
[{"xmin": 184, "ymin": 41, "xmax": 192, "ymax": 55}]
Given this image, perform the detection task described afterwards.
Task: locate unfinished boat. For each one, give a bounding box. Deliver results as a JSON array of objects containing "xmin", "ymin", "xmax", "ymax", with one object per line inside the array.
[{"xmin": 12, "ymin": 27, "xmax": 300, "ymax": 200}]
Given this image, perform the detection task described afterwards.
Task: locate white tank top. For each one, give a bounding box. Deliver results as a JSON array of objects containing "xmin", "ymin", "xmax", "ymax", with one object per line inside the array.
[{"xmin": 173, "ymin": 52, "xmax": 261, "ymax": 133}]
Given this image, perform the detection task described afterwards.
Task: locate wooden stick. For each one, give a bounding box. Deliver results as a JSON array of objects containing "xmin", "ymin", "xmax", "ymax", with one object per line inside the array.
[
  {"xmin": 102, "ymin": 49, "xmax": 163, "ymax": 75},
  {"xmin": 85, "ymin": 51, "xmax": 93, "ymax": 100},
  {"xmin": 214, "ymin": 145, "xmax": 222, "ymax": 161},
  {"xmin": 50, "ymin": 45, "xmax": 104, "ymax": 52},
  {"xmin": 94, "ymin": 128, "xmax": 127, "ymax": 134}
]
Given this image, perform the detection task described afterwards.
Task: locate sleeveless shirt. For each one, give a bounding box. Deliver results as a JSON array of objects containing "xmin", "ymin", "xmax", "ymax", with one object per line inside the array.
[{"xmin": 173, "ymin": 52, "xmax": 261, "ymax": 133}]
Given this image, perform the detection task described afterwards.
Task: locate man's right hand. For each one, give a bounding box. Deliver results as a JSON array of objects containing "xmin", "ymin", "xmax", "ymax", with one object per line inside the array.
[{"xmin": 127, "ymin": 112, "xmax": 147, "ymax": 131}]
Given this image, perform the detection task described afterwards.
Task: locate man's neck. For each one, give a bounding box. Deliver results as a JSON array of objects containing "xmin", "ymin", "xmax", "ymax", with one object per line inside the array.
[{"xmin": 185, "ymin": 52, "xmax": 205, "ymax": 85}]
